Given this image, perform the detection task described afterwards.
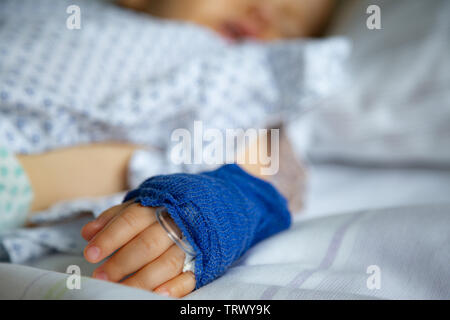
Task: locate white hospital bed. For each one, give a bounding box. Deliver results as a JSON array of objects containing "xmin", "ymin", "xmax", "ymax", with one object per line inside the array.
[
  {"xmin": 1, "ymin": 163, "xmax": 449, "ymax": 300},
  {"xmin": 1, "ymin": 0, "xmax": 449, "ymax": 299}
]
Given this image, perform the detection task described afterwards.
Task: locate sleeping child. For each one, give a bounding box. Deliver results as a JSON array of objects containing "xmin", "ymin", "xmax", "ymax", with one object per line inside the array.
[{"xmin": 0, "ymin": 0, "xmax": 336, "ymax": 297}]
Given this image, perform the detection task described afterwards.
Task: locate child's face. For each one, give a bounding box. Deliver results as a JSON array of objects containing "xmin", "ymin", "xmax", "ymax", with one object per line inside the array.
[{"xmin": 122, "ymin": 0, "xmax": 334, "ymax": 41}]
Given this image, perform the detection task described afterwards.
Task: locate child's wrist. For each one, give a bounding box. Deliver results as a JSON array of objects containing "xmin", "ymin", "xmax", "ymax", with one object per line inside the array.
[{"xmin": 124, "ymin": 163, "xmax": 291, "ymax": 288}]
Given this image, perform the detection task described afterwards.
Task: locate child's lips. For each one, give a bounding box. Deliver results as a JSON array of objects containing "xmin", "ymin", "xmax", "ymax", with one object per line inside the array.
[{"xmin": 217, "ymin": 20, "xmax": 261, "ymax": 42}]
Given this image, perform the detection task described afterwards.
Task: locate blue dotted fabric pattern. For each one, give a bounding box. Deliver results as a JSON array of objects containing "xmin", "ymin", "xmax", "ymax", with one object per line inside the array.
[
  {"xmin": 0, "ymin": 0, "xmax": 349, "ymax": 158},
  {"xmin": 0, "ymin": 215, "xmax": 90, "ymax": 262},
  {"xmin": 0, "ymin": 147, "xmax": 33, "ymax": 232},
  {"xmin": 124, "ymin": 164, "xmax": 291, "ymax": 288}
]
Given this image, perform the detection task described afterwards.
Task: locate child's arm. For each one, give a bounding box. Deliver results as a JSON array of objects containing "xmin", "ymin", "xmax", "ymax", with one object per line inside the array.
[
  {"xmin": 81, "ymin": 166, "xmax": 288, "ymax": 298},
  {"xmin": 18, "ymin": 128, "xmax": 303, "ymax": 214},
  {"xmin": 81, "ymin": 131, "xmax": 300, "ymax": 297},
  {"xmin": 18, "ymin": 143, "xmax": 139, "ymax": 212}
]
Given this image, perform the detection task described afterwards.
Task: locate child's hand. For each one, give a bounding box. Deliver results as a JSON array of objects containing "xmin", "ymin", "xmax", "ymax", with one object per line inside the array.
[{"xmin": 80, "ymin": 201, "xmax": 196, "ymax": 298}]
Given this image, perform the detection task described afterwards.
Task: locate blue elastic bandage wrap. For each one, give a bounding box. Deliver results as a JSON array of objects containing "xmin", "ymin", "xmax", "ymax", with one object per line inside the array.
[{"xmin": 124, "ymin": 164, "xmax": 291, "ymax": 288}]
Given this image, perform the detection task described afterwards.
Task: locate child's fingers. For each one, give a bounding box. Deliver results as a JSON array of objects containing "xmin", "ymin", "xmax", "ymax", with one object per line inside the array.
[
  {"xmin": 81, "ymin": 203, "xmax": 126, "ymax": 241},
  {"xmin": 92, "ymin": 221, "xmax": 173, "ymax": 282},
  {"xmin": 84, "ymin": 203, "xmax": 156, "ymax": 263},
  {"xmin": 121, "ymin": 244, "xmax": 185, "ymax": 291},
  {"xmin": 154, "ymin": 272, "xmax": 196, "ymax": 298}
]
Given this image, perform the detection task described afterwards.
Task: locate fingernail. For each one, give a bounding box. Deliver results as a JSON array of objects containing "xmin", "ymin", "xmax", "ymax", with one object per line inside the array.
[
  {"xmin": 94, "ymin": 271, "xmax": 108, "ymax": 281},
  {"xmin": 156, "ymin": 289, "xmax": 171, "ymax": 297},
  {"xmin": 85, "ymin": 246, "xmax": 100, "ymax": 261}
]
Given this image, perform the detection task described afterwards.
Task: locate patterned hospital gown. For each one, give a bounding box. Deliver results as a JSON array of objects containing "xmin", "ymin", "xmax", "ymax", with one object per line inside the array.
[{"xmin": 0, "ymin": 0, "xmax": 349, "ymax": 261}]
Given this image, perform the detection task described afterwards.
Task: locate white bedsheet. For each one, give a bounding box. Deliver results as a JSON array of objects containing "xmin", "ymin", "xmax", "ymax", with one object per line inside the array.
[
  {"xmin": 288, "ymin": 0, "xmax": 450, "ymax": 166},
  {"xmin": 1, "ymin": 165, "xmax": 449, "ymax": 300},
  {"xmin": 1, "ymin": 204, "xmax": 449, "ymax": 300},
  {"xmin": 301, "ymin": 163, "xmax": 450, "ymax": 220}
]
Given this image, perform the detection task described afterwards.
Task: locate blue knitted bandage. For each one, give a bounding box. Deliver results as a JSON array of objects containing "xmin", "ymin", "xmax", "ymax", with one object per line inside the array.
[{"xmin": 124, "ymin": 164, "xmax": 291, "ymax": 288}]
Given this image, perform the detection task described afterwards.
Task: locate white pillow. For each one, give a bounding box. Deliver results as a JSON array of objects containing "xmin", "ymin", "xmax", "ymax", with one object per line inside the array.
[{"xmin": 288, "ymin": 0, "xmax": 450, "ymax": 166}]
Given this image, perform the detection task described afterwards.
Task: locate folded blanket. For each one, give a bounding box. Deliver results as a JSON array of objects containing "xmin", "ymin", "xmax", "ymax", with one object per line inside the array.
[{"xmin": 124, "ymin": 164, "xmax": 291, "ymax": 288}]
